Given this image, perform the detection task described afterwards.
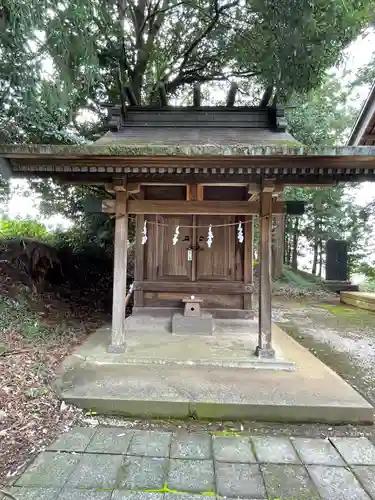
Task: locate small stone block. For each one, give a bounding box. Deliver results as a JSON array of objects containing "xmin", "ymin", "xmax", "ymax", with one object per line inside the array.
[
  {"xmin": 65, "ymin": 453, "xmax": 123, "ymax": 488},
  {"xmin": 15, "ymin": 451, "xmax": 81, "ymax": 487},
  {"xmin": 58, "ymin": 490, "xmax": 112, "ymax": 500},
  {"xmin": 213, "ymin": 436, "xmax": 256, "ymax": 463},
  {"xmin": 261, "ymin": 464, "xmax": 320, "ymax": 499},
  {"xmin": 330, "ymin": 437, "xmax": 375, "ymax": 465},
  {"xmin": 252, "ymin": 436, "xmax": 300, "ymax": 464},
  {"xmin": 86, "ymin": 427, "xmax": 134, "ymax": 454},
  {"xmin": 172, "ymin": 313, "xmax": 213, "ymax": 335},
  {"xmin": 112, "ymin": 493, "xmax": 164, "ymax": 500},
  {"xmin": 308, "ymin": 465, "xmax": 370, "ymax": 500},
  {"xmin": 291, "ymin": 437, "xmax": 345, "ymax": 466},
  {"xmin": 167, "ymin": 459, "xmax": 215, "ymax": 493},
  {"xmin": 183, "ymin": 299, "xmax": 202, "ymax": 317},
  {"xmin": 5, "ymin": 488, "xmax": 61, "ymax": 500},
  {"xmin": 127, "ymin": 430, "xmax": 171, "ymax": 457},
  {"xmin": 215, "ymin": 462, "xmax": 266, "ymax": 498},
  {"xmin": 48, "ymin": 426, "xmax": 96, "ymax": 452},
  {"xmin": 118, "ymin": 457, "xmax": 168, "ymax": 489},
  {"xmin": 352, "ymin": 466, "xmax": 375, "ymax": 498},
  {"xmin": 170, "ymin": 432, "xmax": 212, "ymax": 459}
]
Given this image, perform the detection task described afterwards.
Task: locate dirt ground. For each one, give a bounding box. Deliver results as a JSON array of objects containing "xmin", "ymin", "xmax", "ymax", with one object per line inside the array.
[{"xmin": 2, "ymin": 288, "xmax": 375, "ymax": 485}]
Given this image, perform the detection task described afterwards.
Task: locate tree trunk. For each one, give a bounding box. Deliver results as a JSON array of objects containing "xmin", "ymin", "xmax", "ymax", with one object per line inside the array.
[
  {"xmin": 291, "ymin": 218, "xmax": 299, "ymax": 270},
  {"xmin": 318, "ymin": 239, "xmax": 323, "ymax": 277},
  {"xmin": 311, "ymin": 218, "xmax": 320, "ymax": 275},
  {"xmin": 272, "ymin": 202, "xmax": 285, "ymax": 279},
  {"xmin": 284, "ymin": 216, "xmax": 292, "ymax": 266}
]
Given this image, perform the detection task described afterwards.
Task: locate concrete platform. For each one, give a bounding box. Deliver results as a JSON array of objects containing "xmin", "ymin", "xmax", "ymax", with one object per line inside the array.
[
  {"xmin": 341, "ymin": 291, "xmax": 375, "ymax": 312},
  {"xmin": 68, "ymin": 316, "xmax": 295, "ymax": 371},
  {"xmin": 55, "ymin": 323, "xmax": 374, "ymax": 424}
]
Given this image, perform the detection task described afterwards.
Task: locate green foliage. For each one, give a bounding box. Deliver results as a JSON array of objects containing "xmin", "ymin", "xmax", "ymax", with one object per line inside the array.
[
  {"xmin": 286, "ymin": 73, "xmax": 357, "ymax": 146},
  {"xmin": 0, "ymin": 296, "xmax": 53, "ymax": 341},
  {"xmin": 1, "ymin": 0, "xmax": 373, "ymax": 118},
  {"xmin": 0, "ymin": 217, "xmax": 53, "ymax": 241},
  {"xmin": 278, "ymin": 266, "xmax": 321, "ymax": 289}
]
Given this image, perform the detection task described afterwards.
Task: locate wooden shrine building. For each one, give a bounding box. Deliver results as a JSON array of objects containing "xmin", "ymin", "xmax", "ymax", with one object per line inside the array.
[{"xmin": 2, "ymin": 85, "xmax": 375, "ymax": 358}]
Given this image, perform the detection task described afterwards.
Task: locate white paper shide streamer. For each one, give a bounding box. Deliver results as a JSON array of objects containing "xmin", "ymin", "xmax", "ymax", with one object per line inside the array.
[
  {"xmin": 172, "ymin": 225, "xmax": 180, "ymax": 245},
  {"xmin": 237, "ymin": 221, "xmax": 244, "ymax": 243},
  {"xmin": 207, "ymin": 224, "xmax": 214, "ymax": 248},
  {"xmin": 141, "ymin": 220, "xmax": 148, "ymax": 245}
]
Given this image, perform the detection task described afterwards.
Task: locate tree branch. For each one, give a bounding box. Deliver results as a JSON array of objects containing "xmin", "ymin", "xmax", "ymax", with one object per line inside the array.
[{"xmin": 176, "ymin": 0, "xmax": 239, "ymax": 76}]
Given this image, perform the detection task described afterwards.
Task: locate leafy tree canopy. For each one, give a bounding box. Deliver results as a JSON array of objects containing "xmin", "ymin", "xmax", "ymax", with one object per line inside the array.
[{"xmin": 0, "ymin": 0, "xmax": 373, "ymax": 123}]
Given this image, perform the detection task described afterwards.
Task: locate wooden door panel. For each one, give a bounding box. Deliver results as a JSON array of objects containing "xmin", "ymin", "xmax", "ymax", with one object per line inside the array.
[
  {"xmin": 156, "ymin": 215, "xmax": 193, "ymax": 281},
  {"xmin": 196, "ymin": 216, "xmax": 235, "ymax": 281}
]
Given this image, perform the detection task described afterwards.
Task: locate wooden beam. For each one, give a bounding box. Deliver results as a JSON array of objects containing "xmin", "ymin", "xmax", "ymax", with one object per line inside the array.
[
  {"xmin": 105, "ymin": 181, "xmax": 140, "ymax": 194},
  {"xmin": 262, "ymin": 179, "xmax": 276, "ymax": 192},
  {"xmin": 256, "ymin": 189, "xmax": 275, "ymax": 358},
  {"xmin": 226, "ymin": 82, "xmax": 238, "ymax": 107},
  {"xmin": 108, "ymin": 189, "xmax": 128, "ymax": 353},
  {"xmin": 193, "ymin": 82, "xmax": 201, "ymax": 107},
  {"xmin": 134, "ymin": 281, "xmax": 254, "ymax": 294},
  {"xmin": 102, "ymin": 199, "xmax": 288, "ymax": 215}
]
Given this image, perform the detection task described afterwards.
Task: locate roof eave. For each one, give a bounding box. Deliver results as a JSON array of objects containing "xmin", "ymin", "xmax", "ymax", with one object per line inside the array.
[{"xmin": 347, "ymin": 82, "xmax": 375, "ymax": 146}]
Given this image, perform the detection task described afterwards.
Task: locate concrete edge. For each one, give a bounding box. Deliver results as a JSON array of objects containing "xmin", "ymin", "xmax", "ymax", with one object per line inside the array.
[
  {"xmin": 88, "ymin": 356, "xmax": 295, "ymax": 372},
  {"xmin": 60, "ymin": 395, "xmax": 374, "ymax": 424}
]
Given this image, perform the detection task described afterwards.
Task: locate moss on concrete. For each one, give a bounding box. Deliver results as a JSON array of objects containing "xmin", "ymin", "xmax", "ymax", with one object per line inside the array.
[
  {"xmin": 1, "ymin": 143, "xmax": 375, "ymax": 157},
  {"xmin": 318, "ymin": 302, "xmax": 375, "ymax": 330}
]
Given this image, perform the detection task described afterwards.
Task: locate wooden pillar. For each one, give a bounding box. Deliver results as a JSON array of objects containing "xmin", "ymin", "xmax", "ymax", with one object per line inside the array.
[
  {"xmin": 256, "ymin": 186, "xmax": 275, "ymax": 358},
  {"xmin": 108, "ymin": 188, "xmax": 128, "ymax": 353}
]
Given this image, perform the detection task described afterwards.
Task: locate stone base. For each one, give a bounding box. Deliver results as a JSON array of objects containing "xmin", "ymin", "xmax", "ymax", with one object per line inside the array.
[
  {"xmin": 107, "ymin": 343, "xmax": 127, "ymax": 353},
  {"xmin": 172, "ymin": 312, "xmax": 213, "ymax": 335},
  {"xmin": 255, "ymin": 346, "xmax": 275, "ymax": 359}
]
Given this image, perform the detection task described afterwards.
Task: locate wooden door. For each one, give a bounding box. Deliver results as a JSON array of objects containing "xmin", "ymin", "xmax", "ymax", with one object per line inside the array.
[
  {"xmin": 155, "ymin": 215, "xmax": 193, "ymax": 281},
  {"xmin": 195, "ymin": 216, "xmax": 236, "ymax": 281}
]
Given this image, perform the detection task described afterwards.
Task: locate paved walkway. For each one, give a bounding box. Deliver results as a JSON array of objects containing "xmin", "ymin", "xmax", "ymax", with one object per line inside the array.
[{"xmin": 5, "ymin": 426, "xmax": 375, "ymax": 499}]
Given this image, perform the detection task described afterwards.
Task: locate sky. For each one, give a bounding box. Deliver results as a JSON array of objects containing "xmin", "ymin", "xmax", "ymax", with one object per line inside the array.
[{"xmin": 5, "ymin": 28, "xmax": 375, "ymax": 222}]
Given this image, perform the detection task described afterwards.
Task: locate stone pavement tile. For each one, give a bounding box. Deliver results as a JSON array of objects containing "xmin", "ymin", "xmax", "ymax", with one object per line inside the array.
[
  {"xmin": 251, "ymin": 436, "xmax": 299, "ymax": 464},
  {"xmin": 212, "ymin": 436, "xmax": 256, "ymax": 463},
  {"xmin": 57, "ymin": 490, "xmax": 112, "ymax": 499},
  {"xmin": 165, "ymin": 495, "xmax": 215, "ymax": 500},
  {"xmin": 170, "ymin": 432, "xmax": 211, "ymax": 459},
  {"xmin": 167, "ymin": 458, "xmax": 215, "ymax": 493},
  {"xmin": 112, "ymin": 493, "xmax": 164, "ymax": 500},
  {"xmin": 352, "ymin": 466, "xmax": 375, "ymax": 498},
  {"xmin": 330, "ymin": 437, "xmax": 375, "ymax": 465},
  {"xmin": 127, "ymin": 430, "xmax": 171, "ymax": 458},
  {"xmin": 215, "ymin": 462, "xmax": 266, "ymax": 498},
  {"xmin": 117, "ymin": 456, "xmax": 168, "ymax": 489},
  {"xmin": 86, "ymin": 427, "xmax": 134, "ymax": 454},
  {"xmin": 261, "ymin": 464, "xmax": 320, "ymax": 499},
  {"xmin": 308, "ymin": 465, "xmax": 371, "ymax": 500},
  {"xmin": 65, "ymin": 453, "xmax": 123, "ymax": 488},
  {"xmin": 3, "ymin": 487, "xmax": 61, "ymax": 500},
  {"xmin": 291, "ymin": 437, "xmax": 345, "ymax": 466},
  {"xmin": 15, "ymin": 451, "xmax": 81, "ymax": 487},
  {"xmin": 48, "ymin": 426, "xmax": 96, "ymax": 452}
]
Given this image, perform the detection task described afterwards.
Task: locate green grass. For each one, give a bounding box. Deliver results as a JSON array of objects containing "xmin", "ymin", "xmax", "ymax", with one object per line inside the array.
[
  {"xmin": 0, "ymin": 295, "xmax": 54, "ymax": 341},
  {"xmin": 274, "ymin": 266, "xmax": 322, "ymax": 291}
]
